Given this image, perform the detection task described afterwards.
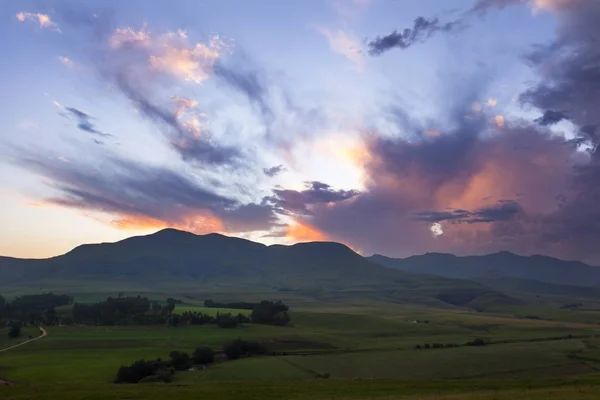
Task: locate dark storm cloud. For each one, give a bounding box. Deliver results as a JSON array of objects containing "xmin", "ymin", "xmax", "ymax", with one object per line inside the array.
[
  {"xmin": 263, "ymin": 165, "xmax": 285, "ymax": 177},
  {"xmin": 519, "ymin": 1, "xmax": 600, "ymax": 132},
  {"xmin": 367, "ymin": 0, "xmax": 529, "ymax": 56},
  {"xmin": 283, "ymin": 82, "xmax": 600, "ymax": 262},
  {"xmin": 368, "ymin": 17, "xmax": 461, "ymax": 56},
  {"xmin": 534, "ymin": 110, "xmax": 569, "ymax": 126},
  {"xmin": 64, "ymin": 107, "xmax": 113, "ymax": 138},
  {"xmin": 11, "ymin": 150, "xmax": 278, "ymax": 233},
  {"xmin": 413, "ymin": 200, "xmax": 522, "ymax": 223},
  {"xmin": 266, "ymin": 181, "xmax": 360, "ymax": 214}
]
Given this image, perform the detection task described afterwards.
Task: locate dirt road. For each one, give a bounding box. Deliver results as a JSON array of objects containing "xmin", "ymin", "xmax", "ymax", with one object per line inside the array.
[{"xmin": 0, "ymin": 327, "xmax": 47, "ymax": 385}]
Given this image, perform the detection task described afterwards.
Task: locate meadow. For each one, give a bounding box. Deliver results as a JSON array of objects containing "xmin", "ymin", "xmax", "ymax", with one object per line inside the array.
[{"xmin": 3, "ymin": 295, "xmax": 600, "ymax": 399}]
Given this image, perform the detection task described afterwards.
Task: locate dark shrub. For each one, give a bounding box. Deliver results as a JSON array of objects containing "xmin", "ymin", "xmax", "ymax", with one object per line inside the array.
[
  {"xmin": 115, "ymin": 359, "xmax": 171, "ymax": 383},
  {"xmin": 223, "ymin": 339, "xmax": 267, "ymax": 360},
  {"xmin": 8, "ymin": 324, "xmax": 21, "ymax": 339},
  {"xmin": 192, "ymin": 347, "xmax": 214, "ymax": 365},
  {"xmin": 169, "ymin": 351, "xmax": 192, "ymax": 371}
]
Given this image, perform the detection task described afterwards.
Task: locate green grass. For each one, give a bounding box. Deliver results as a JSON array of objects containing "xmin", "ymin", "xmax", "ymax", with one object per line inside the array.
[
  {"xmin": 2, "ymin": 297, "xmax": 600, "ymax": 400},
  {"xmin": 3, "ymin": 377, "xmax": 600, "ymax": 400},
  {"xmin": 0, "ymin": 327, "xmax": 42, "ymax": 349}
]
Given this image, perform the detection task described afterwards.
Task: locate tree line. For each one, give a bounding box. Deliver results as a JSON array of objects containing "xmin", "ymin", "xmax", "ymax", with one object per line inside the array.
[
  {"xmin": 0, "ymin": 293, "xmax": 72, "ymax": 326},
  {"xmin": 115, "ymin": 339, "xmax": 267, "ymax": 383},
  {"xmin": 2, "ymin": 293, "xmax": 291, "ymax": 328}
]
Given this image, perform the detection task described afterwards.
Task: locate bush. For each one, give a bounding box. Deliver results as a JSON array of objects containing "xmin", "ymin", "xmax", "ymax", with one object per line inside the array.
[
  {"xmin": 115, "ymin": 359, "xmax": 172, "ymax": 383},
  {"xmin": 169, "ymin": 351, "xmax": 192, "ymax": 371},
  {"xmin": 138, "ymin": 369, "xmax": 173, "ymax": 383},
  {"xmin": 8, "ymin": 324, "xmax": 21, "ymax": 339},
  {"xmin": 223, "ymin": 339, "xmax": 267, "ymax": 360},
  {"xmin": 466, "ymin": 338, "xmax": 487, "ymax": 346},
  {"xmin": 192, "ymin": 347, "xmax": 214, "ymax": 365}
]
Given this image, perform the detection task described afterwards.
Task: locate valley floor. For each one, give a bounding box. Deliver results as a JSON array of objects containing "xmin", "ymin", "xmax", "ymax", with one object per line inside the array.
[{"xmin": 3, "ymin": 299, "xmax": 600, "ymax": 398}]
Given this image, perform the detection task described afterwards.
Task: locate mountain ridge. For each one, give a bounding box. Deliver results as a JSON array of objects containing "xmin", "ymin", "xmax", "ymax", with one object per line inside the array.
[{"xmin": 0, "ymin": 228, "xmax": 504, "ymax": 309}]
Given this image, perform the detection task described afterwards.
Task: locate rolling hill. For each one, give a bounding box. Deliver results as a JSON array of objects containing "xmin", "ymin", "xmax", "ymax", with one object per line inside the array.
[
  {"xmin": 0, "ymin": 229, "xmax": 503, "ymax": 308},
  {"xmin": 369, "ymin": 252, "xmax": 600, "ymax": 298}
]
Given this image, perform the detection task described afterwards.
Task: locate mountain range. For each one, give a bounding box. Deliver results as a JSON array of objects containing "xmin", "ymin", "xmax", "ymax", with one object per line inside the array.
[
  {"xmin": 370, "ymin": 252, "xmax": 600, "ymax": 299},
  {"xmin": 1, "ymin": 229, "xmax": 598, "ymax": 306}
]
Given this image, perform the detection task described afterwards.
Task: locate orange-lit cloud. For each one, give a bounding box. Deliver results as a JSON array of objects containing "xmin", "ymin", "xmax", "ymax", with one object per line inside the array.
[
  {"xmin": 486, "ymin": 98, "xmax": 497, "ymax": 107},
  {"xmin": 110, "ymin": 26, "xmax": 151, "ymax": 48},
  {"xmin": 171, "ymin": 96, "xmax": 208, "ymax": 137},
  {"xmin": 111, "ymin": 213, "xmax": 223, "ymax": 234},
  {"xmin": 286, "ymin": 221, "xmax": 327, "ymax": 242},
  {"xmin": 16, "ymin": 12, "xmax": 60, "ymax": 31},
  {"xmin": 109, "ymin": 27, "xmax": 229, "ymax": 84},
  {"xmin": 494, "ymin": 115, "xmax": 505, "ymax": 127}
]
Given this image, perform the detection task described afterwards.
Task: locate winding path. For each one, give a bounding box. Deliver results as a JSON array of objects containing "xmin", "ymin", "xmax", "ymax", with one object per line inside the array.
[{"xmin": 0, "ymin": 327, "xmax": 46, "ymax": 385}]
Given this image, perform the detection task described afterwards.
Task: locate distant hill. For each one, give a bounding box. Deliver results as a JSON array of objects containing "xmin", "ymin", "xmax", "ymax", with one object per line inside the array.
[
  {"xmin": 0, "ymin": 229, "xmax": 509, "ymax": 308},
  {"xmin": 369, "ymin": 252, "xmax": 600, "ymax": 297}
]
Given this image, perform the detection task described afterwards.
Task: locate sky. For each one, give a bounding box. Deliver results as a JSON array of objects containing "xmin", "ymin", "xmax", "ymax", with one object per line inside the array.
[{"xmin": 1, "ymin": 0, "xmax": 599, "ymax": 263}]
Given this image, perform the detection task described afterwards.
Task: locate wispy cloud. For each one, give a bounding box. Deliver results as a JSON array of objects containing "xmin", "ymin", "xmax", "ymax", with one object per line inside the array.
[
  {"xmin": 16, "ymin": 12, "xmax": 61, "ymax": 32},
  {"xmin": 317, "ymin": 27, "xmax": 364, "ymax": 70}
]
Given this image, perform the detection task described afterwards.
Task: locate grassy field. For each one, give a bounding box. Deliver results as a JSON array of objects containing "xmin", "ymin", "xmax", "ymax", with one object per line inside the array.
[
  {"xmin": 2, "ymin": 295, "xmax": 600, "ymax": 399},
  {"xmin": 2, "ymin": 377, "xmax": 600, "ymax": 399},
  {"xmin": 0, "ymin": 327, "xmax": 42, "ymax": 349}
]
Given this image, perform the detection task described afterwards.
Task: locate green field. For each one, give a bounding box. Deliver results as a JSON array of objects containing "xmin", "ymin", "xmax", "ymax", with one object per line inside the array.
[{"xmin": 3, "ymin": 294, "xmax": 600, "ymax": 399}]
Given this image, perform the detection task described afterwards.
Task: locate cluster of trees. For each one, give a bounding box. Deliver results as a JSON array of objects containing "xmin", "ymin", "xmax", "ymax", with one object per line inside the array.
[
  {"xmin": 250, "ymin": 301, "xmax": 290, "ymax": 326},
  {"xmin": 0, "ymin": 293, "xmax": 72, "ymax": 326},
  {"xmin": 72, "ymin": 296, "xmax": 166, "ymax": 325},
  {"xmin": 167, "ymin": 311, "xmax": 250, "ymax": 328},
  {"xmin": 2, "ymin": 294, "xmax": 291, "ymax": 328},
  {"xmin": 116, "ymin": 339, "xmax": 265, "ymax": 384},
  {"xmin": 203, "ymin": 299, "xmax": 291, "ymax": 326}
]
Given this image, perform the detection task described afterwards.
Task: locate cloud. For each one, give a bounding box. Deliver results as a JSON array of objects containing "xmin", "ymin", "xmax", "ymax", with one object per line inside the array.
[
  {"xmin": 115, "ymin": 78, "xmax": 240, "ymax": 165},
  {"xmin": 317, "ymin": 27, "xmax": 364, "ymax": 69},
  {"xmin": 266, "ymin": 181, "xmax": 360, "ymax": 215},
  {"xmin": 213, "ymin": 58, "xmax": 273, "ymax": 122},
  {"xmin": 534, "ymin": 110, "xmax": 569, "ymax": 126},
  {"xmin": 519, "ymin": 1, "xmax": 600, "ymax": 134},
  {"xmin": 285, "ymin": 220, "xmax": 327, "ymax": 242},
  {"xmin": 271, "ymin": 76, "xmax": 600, "ymax": 262},
  {"xmin": 413, "ymin": 200, "xmax": 522, "ymax": 223},
  {"xmin": 11, "ymin": 150, "xmax": 278, "ymax": 234},
  {"xmin": 263, "ymin": 165, "xmax": 286, "ymax": 177},
  {"xmin": 64, "ymin": 107, "xmax": 114, "ymax": 138},
  {"xmin": 16, "ymin": 12, "xmax": 60, "ymax": 32},
  {"xmin": 366, "ymin": 0, "xmax": 543, "ymax": 56},
  {"xmin": 368, "ymin": 16, "xmax": 462, "ymax": 56}
]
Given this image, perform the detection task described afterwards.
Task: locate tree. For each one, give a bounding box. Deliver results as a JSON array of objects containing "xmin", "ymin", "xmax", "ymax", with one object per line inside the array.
[
  {"xmin": 167, "ymin": 314, "xmax": 181, "ymax": 327},
  {"xmin": 223, "ymin": 339, "xmax": 267, "ymax": 360},
  {"xmin": 8, "ymin": 324, "xmax": 21, "ymax": 339},
  {"xmin": 192, "ymin": 347, "xmax": 214, "ymax": 365},
  {"xmin": 272, "ymin": 311, "xmax": 290, "ymax": 326},
  {"xmin": 169, "ymin": 350, "xmax": 192, "ymax": 371}
]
